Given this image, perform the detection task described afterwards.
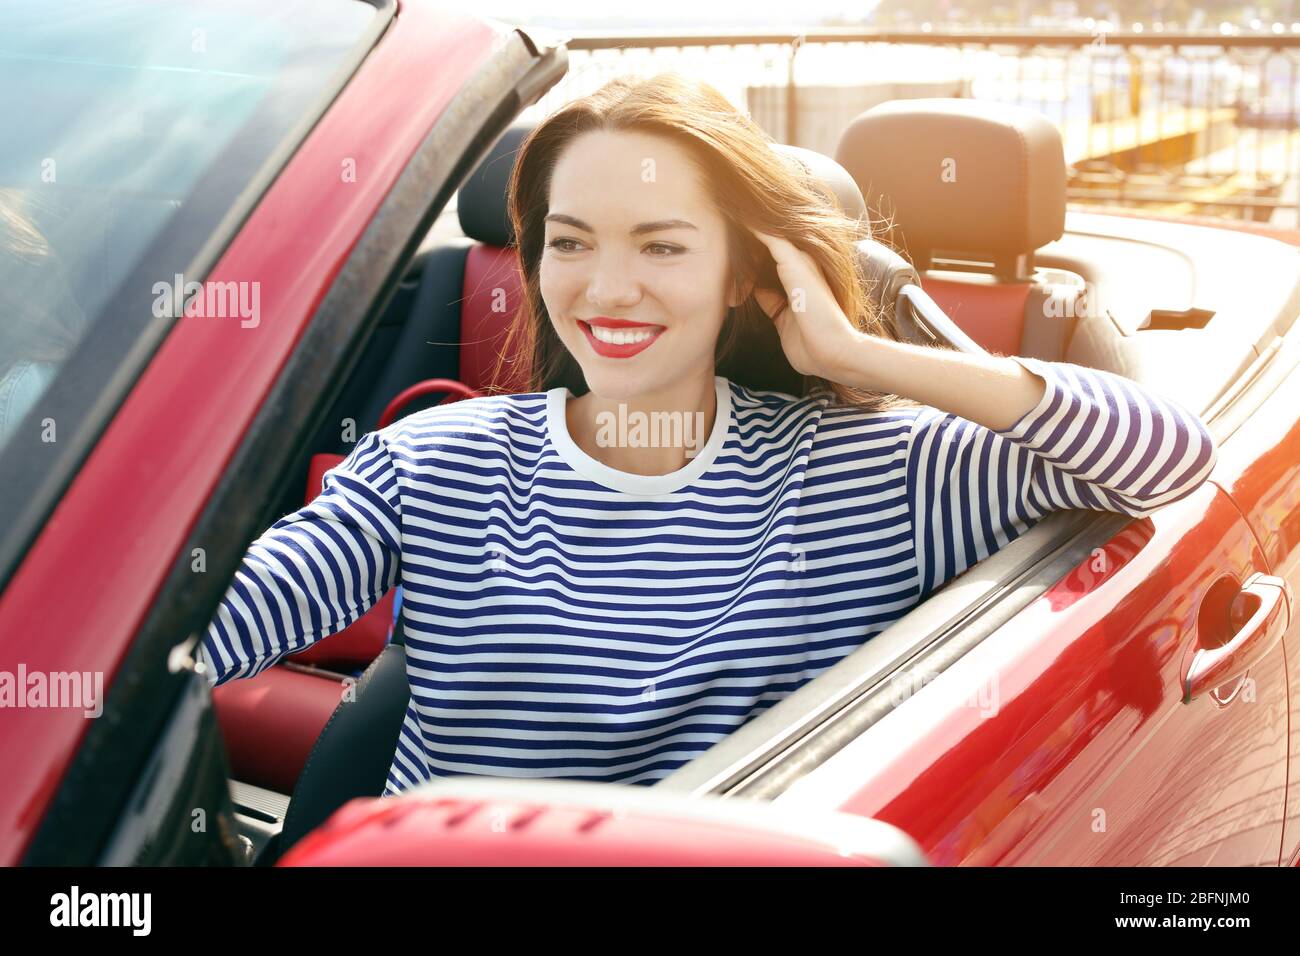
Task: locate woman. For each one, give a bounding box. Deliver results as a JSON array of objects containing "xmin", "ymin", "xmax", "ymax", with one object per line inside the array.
[{"xmin": 200, "ymin": 74, "xmax": 1217, "ymax": 795}]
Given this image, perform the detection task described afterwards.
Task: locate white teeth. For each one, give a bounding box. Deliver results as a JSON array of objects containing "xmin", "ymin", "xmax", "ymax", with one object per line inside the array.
[{"xmin": 588, "ymin": 324, "xmax": 658, "ymax": 345}]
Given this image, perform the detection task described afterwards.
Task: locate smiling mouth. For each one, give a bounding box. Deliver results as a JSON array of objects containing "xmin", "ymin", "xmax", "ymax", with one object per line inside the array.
[
  {"xmin": 578, "ymin": 320, "xmax": 666, "ymax": 358},
  {"xmin": 581, "ymin": 321, "xmax": 661, "ymax": 344}
]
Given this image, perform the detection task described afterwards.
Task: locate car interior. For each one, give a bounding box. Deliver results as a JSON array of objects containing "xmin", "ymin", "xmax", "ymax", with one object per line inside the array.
[{"xmin": 211, "ymin": 98, "xmax": 1300, "ymax": 865}]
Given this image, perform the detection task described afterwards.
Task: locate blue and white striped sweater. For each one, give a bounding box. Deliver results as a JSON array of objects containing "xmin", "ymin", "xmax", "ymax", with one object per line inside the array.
[{"xmin": 200, "ymin": 355, "xmax": 1217, "ymax": 792}]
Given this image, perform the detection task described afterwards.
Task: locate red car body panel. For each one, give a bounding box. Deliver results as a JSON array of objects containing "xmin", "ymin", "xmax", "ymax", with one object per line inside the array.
[
  {"xmin": 0, "ymin": 1, "xmax": 507, "ymax": 866},
  {"xmin": 278, "ymin": 793, "xmax": 894, "ymax": 867},
  {"xmin": 1207, "ymin": 357, "xmax": 1300, "ymax": 864},
  {"xmin": 773, "ymin": 482, "xmax": 1290, "ymax": 865}
]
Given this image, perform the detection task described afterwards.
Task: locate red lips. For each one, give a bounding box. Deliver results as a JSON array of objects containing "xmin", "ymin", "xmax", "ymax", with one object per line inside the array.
[{"xmin": 578, "ymin": 317, "xmax": 666, "ymax": 359}]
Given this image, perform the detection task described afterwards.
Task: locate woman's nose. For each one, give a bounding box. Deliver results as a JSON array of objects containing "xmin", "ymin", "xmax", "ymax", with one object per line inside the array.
[{"xmin": 585, "ymin": 251, "xmax": 641, "ymax": 310}]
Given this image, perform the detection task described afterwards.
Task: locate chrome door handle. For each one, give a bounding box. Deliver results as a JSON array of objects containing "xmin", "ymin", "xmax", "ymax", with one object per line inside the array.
[{"xmin": 1183, "ymin": 572, "xmax": 1290, "ymax": 704}]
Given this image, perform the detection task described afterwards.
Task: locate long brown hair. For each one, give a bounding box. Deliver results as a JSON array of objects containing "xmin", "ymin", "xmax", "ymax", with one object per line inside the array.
[{"xmin": 500, "ymin": 71, "xmax": 919, "ymax": 413}]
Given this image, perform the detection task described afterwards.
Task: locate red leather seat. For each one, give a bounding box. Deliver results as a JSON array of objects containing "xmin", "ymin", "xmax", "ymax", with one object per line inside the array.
[
  {"xmin": 920, "ymin": 278, "xmax": 1031, "ymax": 357},
  {"xmin": 213, "ymin": 665, "xmax": 349, "ymax": 796}
]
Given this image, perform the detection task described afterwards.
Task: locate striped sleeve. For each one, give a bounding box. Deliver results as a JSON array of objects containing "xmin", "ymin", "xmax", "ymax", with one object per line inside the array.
[
  {"xmin": 905, "ymin": 354, "xmax": 1217, "ymax": 600},
  {"xmin": 198, "ymin": 431, "xmax": 403, "ymax": 687}
]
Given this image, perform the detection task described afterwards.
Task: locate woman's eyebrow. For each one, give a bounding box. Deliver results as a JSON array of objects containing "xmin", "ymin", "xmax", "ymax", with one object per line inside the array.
[{"xmin": 544, "ymin": 213, "xmax": 698, "ymax": 235}]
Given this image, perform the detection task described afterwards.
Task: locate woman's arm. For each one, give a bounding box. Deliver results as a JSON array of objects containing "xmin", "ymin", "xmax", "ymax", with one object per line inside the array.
[
  {"xmin": 871, "ymin": 348, "xmax": 1218, "ymax": 599},
  {"xmin": 830, "ymin": 335, "xmax": 1058, "ymax": 431},
  {"xmin": 198, "ymin": 430, "xmax": 403, "ymax": 687},
  {"xmin": 745, "ymin": 227, "xmax": 1218, "ymax": 593},
  {"xmin": 832, "ymin": 338, "xmax": 1219, "ymax": 516}
]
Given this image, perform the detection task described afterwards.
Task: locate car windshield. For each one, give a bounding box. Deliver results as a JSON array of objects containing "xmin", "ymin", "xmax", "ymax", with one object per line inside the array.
[{"xmin": 0, "ymin": 0, "xmax": 376, "ymax": 453}]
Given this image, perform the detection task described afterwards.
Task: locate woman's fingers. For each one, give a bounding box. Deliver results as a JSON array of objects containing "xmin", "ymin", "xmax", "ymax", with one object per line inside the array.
[
  {"xmin": 750, "ymin": 228, "xmax": 822, "ymax": 296},
  {"xmin": 751, "ymin": 229, "xmax": 795, "ymax": 277},
  {"xmin": 749, "ymin": 229, "xmax": 793, "ymax": 319}
]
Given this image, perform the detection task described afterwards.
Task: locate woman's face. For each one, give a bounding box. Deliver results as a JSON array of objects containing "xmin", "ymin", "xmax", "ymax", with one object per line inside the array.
[{"xmin": 539, "ymin": 129, "xmax": 745, "ymax": 402}]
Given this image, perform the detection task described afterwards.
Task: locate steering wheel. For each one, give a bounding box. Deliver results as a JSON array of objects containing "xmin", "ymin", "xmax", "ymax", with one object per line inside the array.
[{"xmin": 377, "ymin": 377, "xmax": 481, "ymax": 428}]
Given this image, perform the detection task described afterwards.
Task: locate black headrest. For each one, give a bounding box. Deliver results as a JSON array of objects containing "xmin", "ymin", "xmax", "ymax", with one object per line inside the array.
[
  {"xmin": 835, "ymin": 98, "xmax": 1066, "ymax": 276},
  {"xmin": 456, "ymin": 126, "xmax": 870, "ymax": 249},
  {"xmin": 457, "ymin": 122, "xmax": 533, "ymax": 247}
]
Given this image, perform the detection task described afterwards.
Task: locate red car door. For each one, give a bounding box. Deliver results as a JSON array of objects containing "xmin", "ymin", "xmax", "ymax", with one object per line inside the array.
[
  {"xmin": 1205, "ymin": 329, "xmax": 1300, "ymax": 866},
  {"xmin": 771, "ymin": 469, "xmax": 1289, "ymax": 864}
]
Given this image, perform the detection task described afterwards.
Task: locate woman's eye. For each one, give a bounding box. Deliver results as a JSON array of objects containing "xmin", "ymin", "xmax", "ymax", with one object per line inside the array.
[
  {"xmin": 547, "ymin": 237, "xmax": 582, "ymax": 253},
  {"xmin": 645, "ymin": 242, "xmax": 683, "ymax": 257}
]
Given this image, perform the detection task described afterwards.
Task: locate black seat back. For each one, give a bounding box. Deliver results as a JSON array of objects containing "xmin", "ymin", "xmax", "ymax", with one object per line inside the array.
[{"xmin": 279, "ymin": 640, "xmax": 410, "ymax": 855}]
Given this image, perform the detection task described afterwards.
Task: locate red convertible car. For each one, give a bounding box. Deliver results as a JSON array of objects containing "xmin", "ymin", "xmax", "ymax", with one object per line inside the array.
[{"xmin": 1, "ymin": 0, "xmax": 1298, "ymax": 868}]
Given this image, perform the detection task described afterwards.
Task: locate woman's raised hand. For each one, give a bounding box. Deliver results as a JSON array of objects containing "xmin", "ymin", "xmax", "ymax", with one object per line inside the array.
[{"xmin": 749, "ymin": 229, "xmax": 865, "ymax": 381}]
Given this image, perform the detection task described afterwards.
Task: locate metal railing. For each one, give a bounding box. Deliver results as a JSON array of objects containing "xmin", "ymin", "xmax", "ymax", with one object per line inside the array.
[{"xmin": 516, "ymin": 28, "xmax": 1300, "ymax": 226}]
